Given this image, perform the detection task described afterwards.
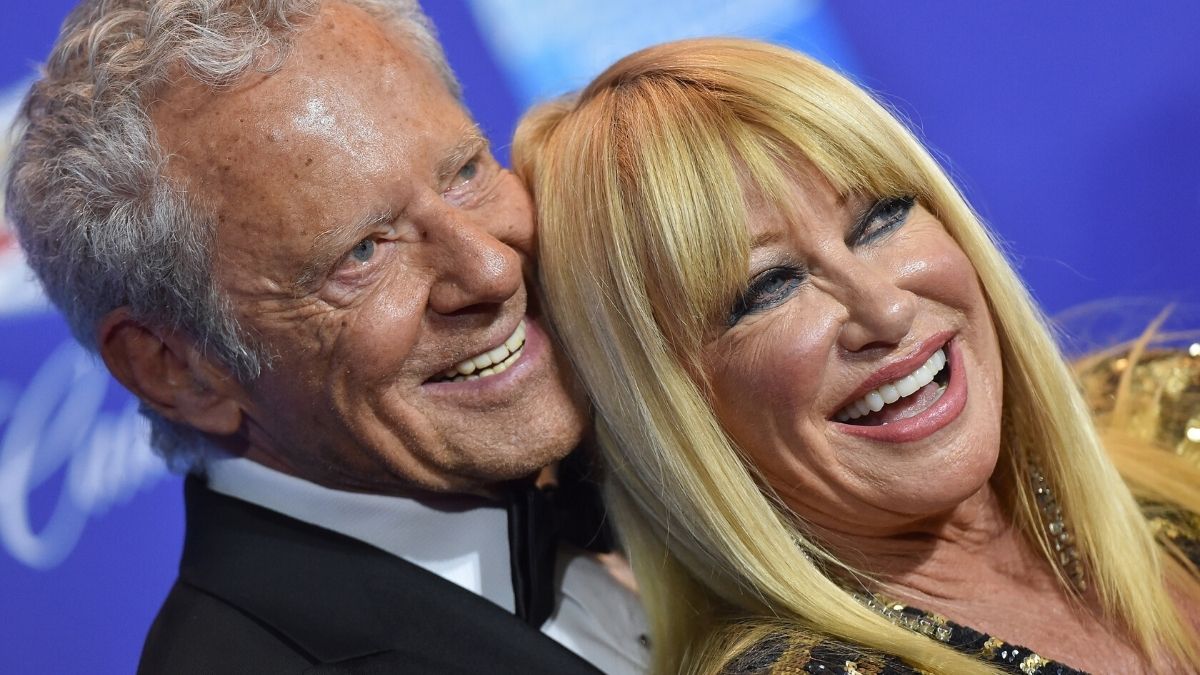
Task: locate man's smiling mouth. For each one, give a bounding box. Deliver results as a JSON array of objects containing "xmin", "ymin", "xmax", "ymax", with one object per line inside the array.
[
  {"xmin": 431, "ymin": 320, "xmax": 527, "ymax": 383},
  {"xmin": 835, "ymin": 345, "xmax": 951, "ymax": 426}
]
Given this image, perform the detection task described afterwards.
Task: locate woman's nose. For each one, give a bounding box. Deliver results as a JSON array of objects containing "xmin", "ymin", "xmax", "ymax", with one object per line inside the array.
[{"xmin": 835, "ymin": 264, "xmax": 916, "ymax": 353}]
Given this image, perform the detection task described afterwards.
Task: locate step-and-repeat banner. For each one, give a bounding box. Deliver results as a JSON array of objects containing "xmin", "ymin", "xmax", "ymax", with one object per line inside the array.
[{"xmin": 2, "ymin": 1, "xmax": 1197, "ymax": 672}]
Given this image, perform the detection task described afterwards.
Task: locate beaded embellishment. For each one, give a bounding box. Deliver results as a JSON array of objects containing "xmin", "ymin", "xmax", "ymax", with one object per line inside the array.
[
  {"xmin": 1029, "ymin": 465, "xmax": 1086, "ymax": 592},
  {"xmin": 853, "ymin": 592, "xmax": 953, "ymax": 642},
  {"xmin": 850, "ymin": 591, "xmax": 1086, "ymax": 675}
]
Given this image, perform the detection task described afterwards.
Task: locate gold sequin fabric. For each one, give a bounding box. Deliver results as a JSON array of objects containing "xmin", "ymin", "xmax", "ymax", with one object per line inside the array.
[
  {"xmin": 1076, "ymin": 346, "xmax": 1200, "ymax": 459},
  {"xmin": 854, "ymin": 596, "xmax": 1084, "ymax": 675},
  {"xmin": 1145, "ymin": 502, "xmax": 1200, "ymax": 568},
  {"xmin": 722, "ymin": 633, "xmax": 916, "ymax": 675}
]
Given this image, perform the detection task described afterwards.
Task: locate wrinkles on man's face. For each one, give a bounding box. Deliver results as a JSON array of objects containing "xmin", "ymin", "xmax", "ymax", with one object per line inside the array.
[{"xmin": 145, "ymin": 3, "xmax": 587, "ymax": 493}]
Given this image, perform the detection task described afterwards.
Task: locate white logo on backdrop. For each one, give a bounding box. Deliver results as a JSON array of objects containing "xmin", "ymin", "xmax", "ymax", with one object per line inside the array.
[
  {"xmin": 0, "ymin": 79, "xmax": 51, "ymax": 317},
  {"xmin": 0, "ymin": 78, "xmax": 164, "ymax": 570},
  {"xmin": 0, "ymin": 340, "xmax": 165, "ymax": 570}
]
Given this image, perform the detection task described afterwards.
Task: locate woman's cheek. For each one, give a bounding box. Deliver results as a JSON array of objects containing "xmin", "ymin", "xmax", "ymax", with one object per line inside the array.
[
  {"xmin": 707, "ymin": 309, "xmax": 831, "ymax": 446},
  {"xmin": 895, "ymin": 232, "xmax": 979, "ymax": 310}
]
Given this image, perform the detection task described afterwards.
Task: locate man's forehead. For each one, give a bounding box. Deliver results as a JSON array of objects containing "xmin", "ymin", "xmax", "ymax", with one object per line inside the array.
[
  {"xmin": 158, "ymin": 48, "xmax": 440, "ymax": 142},
  {"xmin": 148, "ymin": 2, "xmax": 476, "ymax": 280},
  {"xmin": 152, "ymin": 2, "xmax": 458, "ymax": 144}
]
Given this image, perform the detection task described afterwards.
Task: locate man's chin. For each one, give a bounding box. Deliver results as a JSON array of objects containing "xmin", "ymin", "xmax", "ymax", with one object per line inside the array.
[{"xmin": 463, "ymin": 442, "xmax": 583, "ymax": 493}]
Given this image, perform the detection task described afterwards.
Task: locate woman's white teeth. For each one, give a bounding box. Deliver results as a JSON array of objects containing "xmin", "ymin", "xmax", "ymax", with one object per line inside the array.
[
  {"xmin": 835, "ymin": 348, "xmax": 947, "ymax": 422},
  {"xmin": 440, "ymin": 321, "xmax": 526, "ymax": 382},
  {"xmin": 895, "ymin": 373, "xmax": 920, "ymax": 397},
  {"xmin": 865, "ymin": 391, "xmax": 885, "ymax": 413}
]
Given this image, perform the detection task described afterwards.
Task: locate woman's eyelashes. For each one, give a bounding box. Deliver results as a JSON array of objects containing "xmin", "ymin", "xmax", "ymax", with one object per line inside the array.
[
  {"xmin": 850, "ymin": 195, "xmax": 915, "ymax": 245},
  {"xmin": 728, "ymin": 265, "xmax": 806, "ymax": 326},
  {"xmin": 726, "ymin": 196, "xmax": 916, "ymax": 326}
]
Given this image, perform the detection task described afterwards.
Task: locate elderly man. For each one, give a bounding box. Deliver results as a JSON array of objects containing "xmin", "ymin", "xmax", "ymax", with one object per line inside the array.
[{"xmin": 6, "ymin": 1, "xmax": 646, "ymax": 673}]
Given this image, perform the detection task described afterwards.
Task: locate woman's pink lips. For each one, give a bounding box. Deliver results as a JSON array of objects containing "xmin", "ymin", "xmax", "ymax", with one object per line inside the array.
[
  {"xmin": 833, "ymin": 337, "xmax": 968, "ymax": 443},
  {"xmin": 831, "ymin": 331, "xmax": 955, "ymax": 415}
]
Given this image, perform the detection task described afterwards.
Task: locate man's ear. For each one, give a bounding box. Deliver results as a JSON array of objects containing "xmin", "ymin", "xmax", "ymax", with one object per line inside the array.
[{"xmin": 97, "ymin": 308, "xmax": 244, "ymax": 436}]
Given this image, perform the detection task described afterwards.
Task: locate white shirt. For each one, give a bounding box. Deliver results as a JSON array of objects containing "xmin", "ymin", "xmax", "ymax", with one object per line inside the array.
[{"xmin": 205, "ymin": 455, "xmax": 649, "ymax": 674}]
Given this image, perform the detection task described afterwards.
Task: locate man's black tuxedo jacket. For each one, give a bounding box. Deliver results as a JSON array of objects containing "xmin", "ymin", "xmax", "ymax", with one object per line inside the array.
[{"xmin": 138, "ymin": 477, "xmax": 603, "ymax": 674}]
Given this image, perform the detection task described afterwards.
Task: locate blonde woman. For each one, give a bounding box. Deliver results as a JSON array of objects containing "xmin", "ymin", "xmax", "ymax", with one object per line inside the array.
[{"xmin": 514, "ymin": 38, "xmax": 1200, "ymax": 674}]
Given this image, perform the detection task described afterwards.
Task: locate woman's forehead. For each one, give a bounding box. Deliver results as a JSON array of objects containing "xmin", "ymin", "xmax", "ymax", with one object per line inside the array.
[{"xmin": 741, "ymin": 160, "xmax": 860, "ymax": 243}]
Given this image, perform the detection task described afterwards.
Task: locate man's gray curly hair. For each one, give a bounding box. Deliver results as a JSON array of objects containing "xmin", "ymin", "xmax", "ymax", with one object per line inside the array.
[{"xmin": 4, "ymin": 0, "xmax": 460, "ymax": 470}]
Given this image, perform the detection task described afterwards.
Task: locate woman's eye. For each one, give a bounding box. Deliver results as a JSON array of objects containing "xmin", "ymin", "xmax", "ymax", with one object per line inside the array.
[
  {"xmin": 349, "ymin": 238, "xmax": 376, "ymax": 263},
  {"xmin": 857, "ymin": 195, "xmax": 915, "ymax": 243},
  {"xmin": 728, "ymin": 266, "xmax": 805, "ymax": 326}
]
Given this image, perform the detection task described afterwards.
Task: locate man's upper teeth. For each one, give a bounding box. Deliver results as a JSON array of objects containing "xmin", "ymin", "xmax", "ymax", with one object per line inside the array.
[
  {"xmin": 442, "ymin": 321, "xmax": 527, "ymax": 380},
  {"xmin": 836, "ymin": 348, "xmax": 946, "ymax": 422}
]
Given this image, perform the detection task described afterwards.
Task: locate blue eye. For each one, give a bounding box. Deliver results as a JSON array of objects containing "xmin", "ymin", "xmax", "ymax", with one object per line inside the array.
[
  {"xmin": 855, "ymin": 195, "xmax": 915, "ymax": 244},
  {"xmin": 728, "ymin": 265, "xmax": 805, "ymax": 326},
  {"xmin": 454, "ymin": 160, "xmax": 479, "ymax": 185},
  {"xmin": 350, "ymin": 238, "xmax": 376, "ymax": 263}
]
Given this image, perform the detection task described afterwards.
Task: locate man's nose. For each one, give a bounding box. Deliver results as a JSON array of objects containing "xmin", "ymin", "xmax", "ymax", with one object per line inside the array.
[
  {"xmin": 426, "ymin": 211, "xmax": 525, "ymax": 315},
  {"xmin": 834, "ymin": 260, "xmax": 916, "ymax": 353}
]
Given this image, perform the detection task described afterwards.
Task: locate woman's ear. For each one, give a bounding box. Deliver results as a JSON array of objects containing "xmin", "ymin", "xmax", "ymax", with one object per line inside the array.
[{"xmin": 96, "ymin": 308, "xmax": 244, "ymax": 436}]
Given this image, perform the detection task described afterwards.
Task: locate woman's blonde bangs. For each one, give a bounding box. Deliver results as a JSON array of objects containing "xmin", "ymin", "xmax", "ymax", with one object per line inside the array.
[{"xmin": 538, "ymin": 38, "xmax": 959, "ymax": 361}]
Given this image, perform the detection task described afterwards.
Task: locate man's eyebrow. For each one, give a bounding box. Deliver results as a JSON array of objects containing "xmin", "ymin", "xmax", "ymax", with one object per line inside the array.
[
  {"xmin": 436, "ymin": 124, "xmax": 488, "ymax": 183},
  {"xmin": 293, "ymin": 209, "xmax": 394, "ymax": 291},
  {"xmin": 290, "ymin": 126, "xmax": 489, "ymax": 292}
]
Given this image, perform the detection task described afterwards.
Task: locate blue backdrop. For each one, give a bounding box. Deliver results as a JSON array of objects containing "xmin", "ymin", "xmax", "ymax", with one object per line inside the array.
[{"xmin": 1, "ymin": 2, "xmax": 1197, "ymax": 672}]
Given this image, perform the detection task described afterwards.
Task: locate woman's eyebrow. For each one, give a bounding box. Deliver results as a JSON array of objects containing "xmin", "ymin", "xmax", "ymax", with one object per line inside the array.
[{"xmin": 749, "ymin": 228, "xmax": 784, "ymax": 250}]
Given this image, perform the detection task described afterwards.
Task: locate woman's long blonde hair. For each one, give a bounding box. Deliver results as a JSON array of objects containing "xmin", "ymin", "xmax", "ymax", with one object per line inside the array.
[{"xmin": 514, "ymin": 38, "xmax": 1200, "ymax": 674}]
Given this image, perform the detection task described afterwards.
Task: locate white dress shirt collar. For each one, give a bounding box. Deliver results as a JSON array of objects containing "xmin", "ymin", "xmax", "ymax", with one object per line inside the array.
[{"xmin": 204, "ymin": 453, "xmax": 516, "ymax": 612}]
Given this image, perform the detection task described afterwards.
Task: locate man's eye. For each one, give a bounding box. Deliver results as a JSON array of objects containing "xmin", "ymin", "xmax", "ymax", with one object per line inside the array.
[
  {"xmin": 728, "ymin": 266, "xmax": 805, "ymax": 326},
  {"xmin": 349, "ymin": 238, "xmax": 376, "ymax": 263},
  {"xmin": 857, "ymin": 195, "xmax": 915, "ymax": 244},
  {"xmin": 452, "ymin": 159, "xmax": 479, "ymax": 186}
]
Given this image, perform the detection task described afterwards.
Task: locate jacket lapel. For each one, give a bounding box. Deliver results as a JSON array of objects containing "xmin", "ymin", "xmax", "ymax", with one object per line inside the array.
[{"xmin": 178, "ymin": 477, "xmax": 601, "ymax": 673}]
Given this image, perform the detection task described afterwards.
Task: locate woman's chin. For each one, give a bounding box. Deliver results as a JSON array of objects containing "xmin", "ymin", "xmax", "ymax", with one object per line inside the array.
[{"xmin": 817, "ymin": 425, "xmax": 1004, "ymax": 528}]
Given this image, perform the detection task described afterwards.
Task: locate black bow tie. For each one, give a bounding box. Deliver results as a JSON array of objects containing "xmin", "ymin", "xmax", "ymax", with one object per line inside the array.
[{"xmin": 506, "ymin": 468, "xmax": 614, "ymax": 628}]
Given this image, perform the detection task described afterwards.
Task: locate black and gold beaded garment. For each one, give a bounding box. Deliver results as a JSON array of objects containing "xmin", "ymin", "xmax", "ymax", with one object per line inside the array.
[
  {"xmin": 724, "ymin": 346, "xmax": 1200, "ymax": 675},
  {"xmin": 724, "ymin": 506, "xmax": 1200, "ymax": 675},
  {"xmin": 722, "ymin": 601, "xmax": 1089, "ymax": 675}
]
